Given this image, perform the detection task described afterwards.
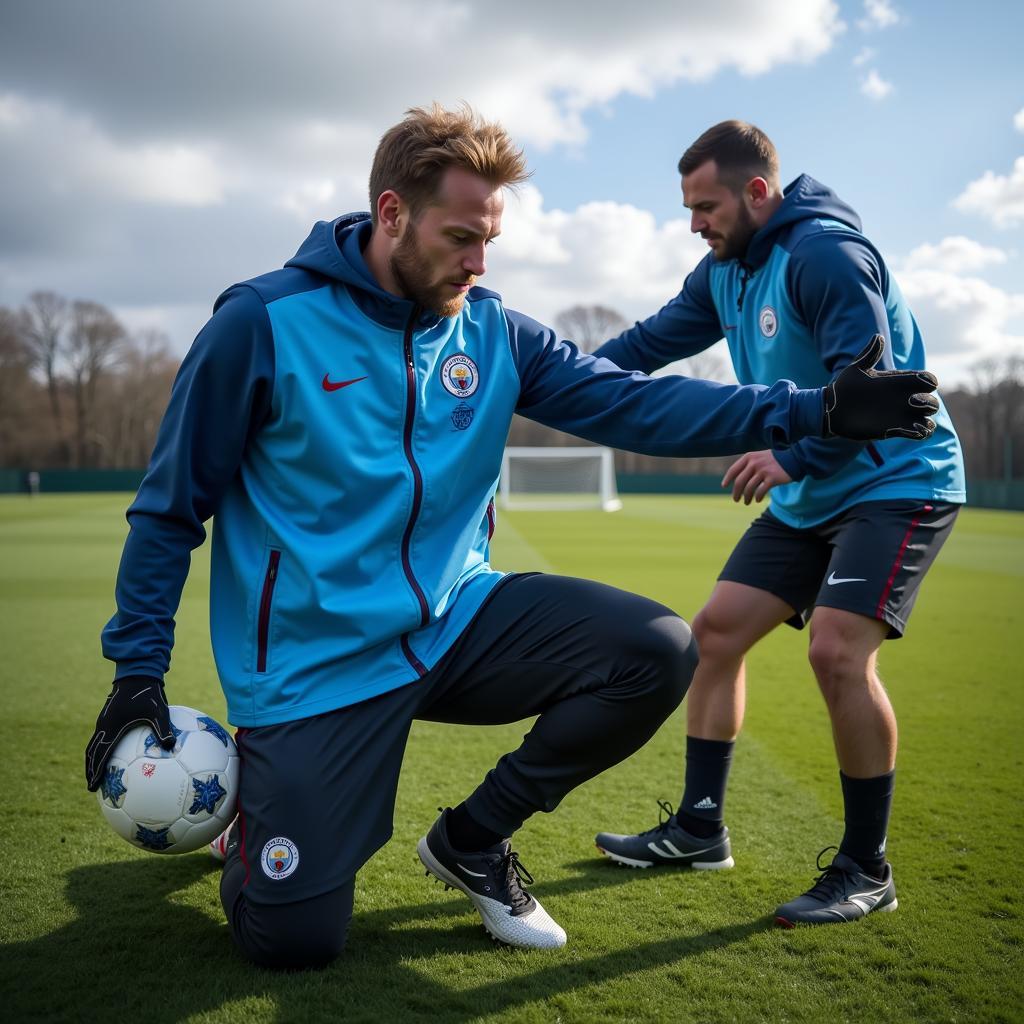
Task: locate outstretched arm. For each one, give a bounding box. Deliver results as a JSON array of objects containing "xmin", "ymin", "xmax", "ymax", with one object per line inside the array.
[
  {"xmin": 507, "ymin": 311, "xmax": 936, "ymax": 459},
  {"xmin": 594, "ymin": 256, "xmax": 723, "ymax": 372}
]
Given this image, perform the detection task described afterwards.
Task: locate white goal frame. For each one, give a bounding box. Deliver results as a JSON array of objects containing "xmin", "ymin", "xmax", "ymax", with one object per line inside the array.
[{"xmin": 499, "ymin": 446, "xmax": 622, "ymax": 512}]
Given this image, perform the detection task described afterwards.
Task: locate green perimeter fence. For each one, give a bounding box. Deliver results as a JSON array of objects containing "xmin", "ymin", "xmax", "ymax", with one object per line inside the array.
[{"xmin": 1, "ymin": 468, "xmax": 1022, "ymax": 510}]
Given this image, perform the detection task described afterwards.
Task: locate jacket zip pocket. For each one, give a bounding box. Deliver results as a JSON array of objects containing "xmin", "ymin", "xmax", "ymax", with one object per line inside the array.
[{"xmin": 256, "ymin": 549, "xmax": 281, "ymax": 673}]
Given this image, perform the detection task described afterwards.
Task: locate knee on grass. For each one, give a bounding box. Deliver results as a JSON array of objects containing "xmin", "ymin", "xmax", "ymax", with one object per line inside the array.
[{"xmin": 225, "ymin": 882, "xmax": 354, "ymax": 970}]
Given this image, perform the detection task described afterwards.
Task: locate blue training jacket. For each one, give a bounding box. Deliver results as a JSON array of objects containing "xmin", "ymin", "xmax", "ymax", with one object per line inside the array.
[
  {"xmin": 103, "ymin": 213, "xmax": 834, "ymax": 727},
  {"xmin": 595, "ymin": 175, "xmax": 965, "ymax": 528}
]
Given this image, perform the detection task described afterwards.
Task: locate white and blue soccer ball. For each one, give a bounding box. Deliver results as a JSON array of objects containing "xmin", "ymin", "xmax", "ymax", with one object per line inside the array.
[{"xmin": 96, "ymin": 705, "xmax": 239, "ymax": 855}]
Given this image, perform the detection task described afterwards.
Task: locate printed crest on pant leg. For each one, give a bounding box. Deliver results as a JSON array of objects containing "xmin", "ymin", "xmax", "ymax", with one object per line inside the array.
[{"xmin": 261, "ymin": 836, "xmax": 300, "ymax": 880}]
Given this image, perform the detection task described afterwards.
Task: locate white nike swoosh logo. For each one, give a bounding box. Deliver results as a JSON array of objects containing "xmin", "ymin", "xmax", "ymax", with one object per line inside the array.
[
  {"xmin": 647, "ymin": 840, "xmax": 720, "ymax": 858},
  {"xmin": 846, "ymin": 895, "xmax": 875, "ymax": 913},
  {"xmin": 457, "ymin": 863, "xmax": 488, "ymax": 877},
  {"xmin": 845, "ymin": 884, "xmax": 889, "ymax": 913},
  {"xmin": 827, "ymin": 571, "xmax": 867, "ymax": 586}
]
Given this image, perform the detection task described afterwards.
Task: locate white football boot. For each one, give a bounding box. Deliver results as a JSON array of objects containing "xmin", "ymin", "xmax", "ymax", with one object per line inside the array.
[{"xmin": 417, "ymin": 808, "xmax": 566, "ymax": 949}]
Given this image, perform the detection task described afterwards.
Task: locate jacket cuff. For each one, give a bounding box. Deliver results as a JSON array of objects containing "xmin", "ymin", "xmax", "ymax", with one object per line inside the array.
[{"xmin": 773, "ymin": 446, "xmax": 808, "ymax": 482}]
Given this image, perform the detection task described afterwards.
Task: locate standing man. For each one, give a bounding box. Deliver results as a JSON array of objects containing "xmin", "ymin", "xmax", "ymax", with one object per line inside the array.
[
  {"xmin": 593, "ymin": 121, "xmax": 964, "ymax": 926},
  {"xmin": 85, "ymin": 106, "xmax": 938, "ymax": 967}
]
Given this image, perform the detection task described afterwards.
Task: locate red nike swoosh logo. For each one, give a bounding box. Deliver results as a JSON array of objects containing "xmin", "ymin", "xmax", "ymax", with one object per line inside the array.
[{"xmin": 322, "ymin": 374, "xmax": 367, "ymax": 392}]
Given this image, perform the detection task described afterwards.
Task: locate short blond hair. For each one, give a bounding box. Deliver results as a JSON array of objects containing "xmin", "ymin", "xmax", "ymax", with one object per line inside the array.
[{"xmin": 369, "ymin": 103, "xmax": 530, "ymax": 223}]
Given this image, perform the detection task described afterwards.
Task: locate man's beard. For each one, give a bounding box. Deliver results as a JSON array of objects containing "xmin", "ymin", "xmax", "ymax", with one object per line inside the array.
[
  {"xmin": 711, "ymin": 203, "xmax": 759, "ymax": 262},
  {"xmin": 389, "ymin": 227, "xmax": 474, "ymax": 317}
]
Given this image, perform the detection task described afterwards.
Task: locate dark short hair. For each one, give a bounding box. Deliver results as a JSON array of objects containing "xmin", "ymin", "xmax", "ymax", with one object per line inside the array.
[
  {"xmin": 677, "ymin": 120, "xmax": 779, "ymax": 192},
  {"xmin": 369, "ymin": 103, "xmax": 530, "ymax": 224}
]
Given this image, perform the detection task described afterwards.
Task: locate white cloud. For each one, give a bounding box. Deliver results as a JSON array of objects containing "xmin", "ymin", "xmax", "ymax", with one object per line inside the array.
[
  {"xmin": 279, "ymin": 180, "xmax": 338, "ymax": 224},
  {"xmin": 489, "ymin": 187, "xmax": 707, "ymax": 327},
  {"xmin": 1, "ymin": 2, "xmax": 845, "ymax": 152},
  {"xmin": 1015, "ymin": 107, "xmax": 1024, "ymax": 133},
  {"xmin": 491, "ymin": 187, "xmax": 740, "ymax": 382},
  {"xmin": 953, "ymin": 156, "xmax": 1024, "ymax": 228},
  {"xmin": 0, "ymin": 94, "xmax": 230, "ymax": 207},
  {"xmin": 4, "ymin": 0, "xmax": 843, "ymax": 210},
  {"xmin": 904, "ymin": 237, "xmax": 1008, "ymax": 274},
  {"xmin": 858, "ymin": 0, "xmax": 900, "ymax": 30},
  {"xmin": 0, "ymin": 0, "xmax": 857, "ymax": 374},
  {"xmin": 852, "ymin": 46, "xmax": 877, "ymax": 66},
  {"xmin": 0, "ymin": 92, "xmax": 33, "ymax": 127},
  {"xmin": 896, "ymin": 263, "xmax": 1024, "ymax": 381},
  {"xmin": 102, "ymin": 144, "xmax": 228, "ymax": 207},
  {"xmin": 860, "ymin": 69, "xmax": 893, "ymax": 100}
]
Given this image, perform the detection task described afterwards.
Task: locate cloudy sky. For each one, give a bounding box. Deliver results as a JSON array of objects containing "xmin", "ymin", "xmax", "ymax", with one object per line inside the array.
[{"xmin": 1, "ymin": 0, "xmax": 1021, "ymax": 384}]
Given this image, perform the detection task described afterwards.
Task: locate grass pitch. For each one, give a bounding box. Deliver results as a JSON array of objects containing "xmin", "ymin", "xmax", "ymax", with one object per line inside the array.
[{"xmin": 1, "ymin": 493, "xmax": 1022, "ymax": 1023}]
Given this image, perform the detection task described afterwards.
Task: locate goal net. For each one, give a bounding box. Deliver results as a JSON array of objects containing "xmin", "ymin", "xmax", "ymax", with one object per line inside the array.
[{"xmin": 499, "ymin": 447, "xmax": 622, "ymax": 512}]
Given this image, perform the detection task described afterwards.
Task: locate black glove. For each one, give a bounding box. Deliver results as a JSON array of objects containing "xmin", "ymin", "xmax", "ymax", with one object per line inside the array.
[
  {"xmin": 85, "ymin": 675, "xmax": 175, "ymax": 791},
  {"xmin": 823, "ymin": 334, "xmax": 939, "ymax": 441}
]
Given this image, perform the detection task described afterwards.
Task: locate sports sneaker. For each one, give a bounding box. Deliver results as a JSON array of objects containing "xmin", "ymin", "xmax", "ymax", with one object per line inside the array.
[
  {"xmin": 208, "ymin": 819, "xmax": 236, "ymax": 863},
  {"xmin": 774, "ymin": 847, "xmax": 898, "ymax": 927},
  {"xmin": 417, "ymin": 808, "xmax": 566, "ymax": 949},
  {"xmin": 595, "ymin": 799, "xmax": 734, "ymax": 870}
]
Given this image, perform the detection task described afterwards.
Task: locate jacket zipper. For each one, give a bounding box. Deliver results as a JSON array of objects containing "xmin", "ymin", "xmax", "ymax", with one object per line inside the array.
[
  {"xmin": 399, "ymin": 307, "xmax": 430, "ymax": 675},
  {"xmin": 256, "ymin": 549, "xmax": 281, "ymax": 673},
  {"xmin": 737, "ymin": 262, "xmax": 753, "ymax": 311}
]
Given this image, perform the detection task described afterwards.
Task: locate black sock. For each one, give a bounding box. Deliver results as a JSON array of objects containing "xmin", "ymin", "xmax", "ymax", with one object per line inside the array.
[
  {"xmin": 838, "ymin": 769, "xmax": 894, "ymax": 876},
  {"xmin": 445, "ymin": 802, "xmax": 504, "ymax": 852},
  {"xmin": 677, "ymin": 736, "xmax": 734, "ymax": 838}
]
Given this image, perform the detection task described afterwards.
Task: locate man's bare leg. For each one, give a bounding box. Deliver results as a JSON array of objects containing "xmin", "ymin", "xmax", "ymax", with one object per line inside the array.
[
  {"xmin": 593, "ymin": 581, "xmax": 793, "ymax": 869},
  {"xmin": 806, "ymin": 606, "xmax": 894, "ymax": 872},
  {"xmin": 677, "ymin": 582, "xmax": 795, "ymax": 834}
]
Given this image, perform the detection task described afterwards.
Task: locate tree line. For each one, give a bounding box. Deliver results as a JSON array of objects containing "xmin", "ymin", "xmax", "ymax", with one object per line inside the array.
[
  {"xmin": 1, "ymin": 295, "xmax": 1021, "ymax": 481},
  {"xmin": 0, "ymin": 292, "xmax": 179, "ymax": 470}
]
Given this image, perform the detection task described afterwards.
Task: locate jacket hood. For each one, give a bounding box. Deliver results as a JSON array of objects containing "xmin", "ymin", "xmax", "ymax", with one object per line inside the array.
[
  {"xmin": 743, "ymin": 174, "xmax": 861, "ymax": 267},
  {"xmin": 285, "ymin": 213, "xmax": 441, "ymax": 329}
]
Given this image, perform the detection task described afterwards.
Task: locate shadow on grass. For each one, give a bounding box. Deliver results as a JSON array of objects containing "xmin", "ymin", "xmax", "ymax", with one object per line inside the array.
[{"xmin": 2, "ymin": 854, "xmax": 771, "ymax": 1022}]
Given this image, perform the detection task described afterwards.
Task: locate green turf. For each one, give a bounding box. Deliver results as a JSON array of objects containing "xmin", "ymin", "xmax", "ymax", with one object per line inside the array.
[{"xmin": 1, "ymin": 494, "xmax": 1022, "ymax": 1023}]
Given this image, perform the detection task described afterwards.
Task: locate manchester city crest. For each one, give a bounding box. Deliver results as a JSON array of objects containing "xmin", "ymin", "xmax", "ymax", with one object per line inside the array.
[
  {"xmin": 440, "ymin": 353, "xmax": 480, "ymax": 398},
  {"xmin": 759, "ymin": 306, "xmax": 779, "ymax": 338},
  {"xmin": 261, "ymin": 836, "xmax": 300, "ymax": 880}
]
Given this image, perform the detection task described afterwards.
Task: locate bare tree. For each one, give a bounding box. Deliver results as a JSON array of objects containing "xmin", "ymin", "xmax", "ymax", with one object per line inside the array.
[
  {"xmin": 19, "ymin": 290, "xmax": 69, "ymax": 455},
  {"xmin": 101, "ymin": 328, "xmax": 178, "ymax": 467},
  {"xmin": 67, "ymin": 301, "xmax": 126, "ymax": 467},
  {"xmin": 0, "ymin": 307, "xmax": 36, "ymax": 466},
  {"xmin": 655, "ymin": 347, "xmax": 733, "ymax": 384},
  {"xmin": 554, "ymin": 304, "xmax": 629, "ymax": 354}
]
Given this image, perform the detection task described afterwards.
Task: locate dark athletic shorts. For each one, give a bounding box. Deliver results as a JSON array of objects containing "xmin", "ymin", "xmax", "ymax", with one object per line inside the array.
[{"xmin": 718, "ymin": 499, "xmax": 959, "ymax": 638}]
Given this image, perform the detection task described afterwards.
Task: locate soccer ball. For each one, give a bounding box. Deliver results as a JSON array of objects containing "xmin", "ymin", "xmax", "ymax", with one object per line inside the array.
[{"xmin": 96, "ymin": 705, "xmax": 239, "ymax": 855}]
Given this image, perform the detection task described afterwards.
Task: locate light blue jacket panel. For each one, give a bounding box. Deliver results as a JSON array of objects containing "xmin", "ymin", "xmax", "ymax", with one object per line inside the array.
[
  {"xmin": 103, "ymin": 214, "xmax": 834, "ymax": 726},
  {"xmin": 595, "ymin": 175, "xmax": 965, "ymax": 528}
]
